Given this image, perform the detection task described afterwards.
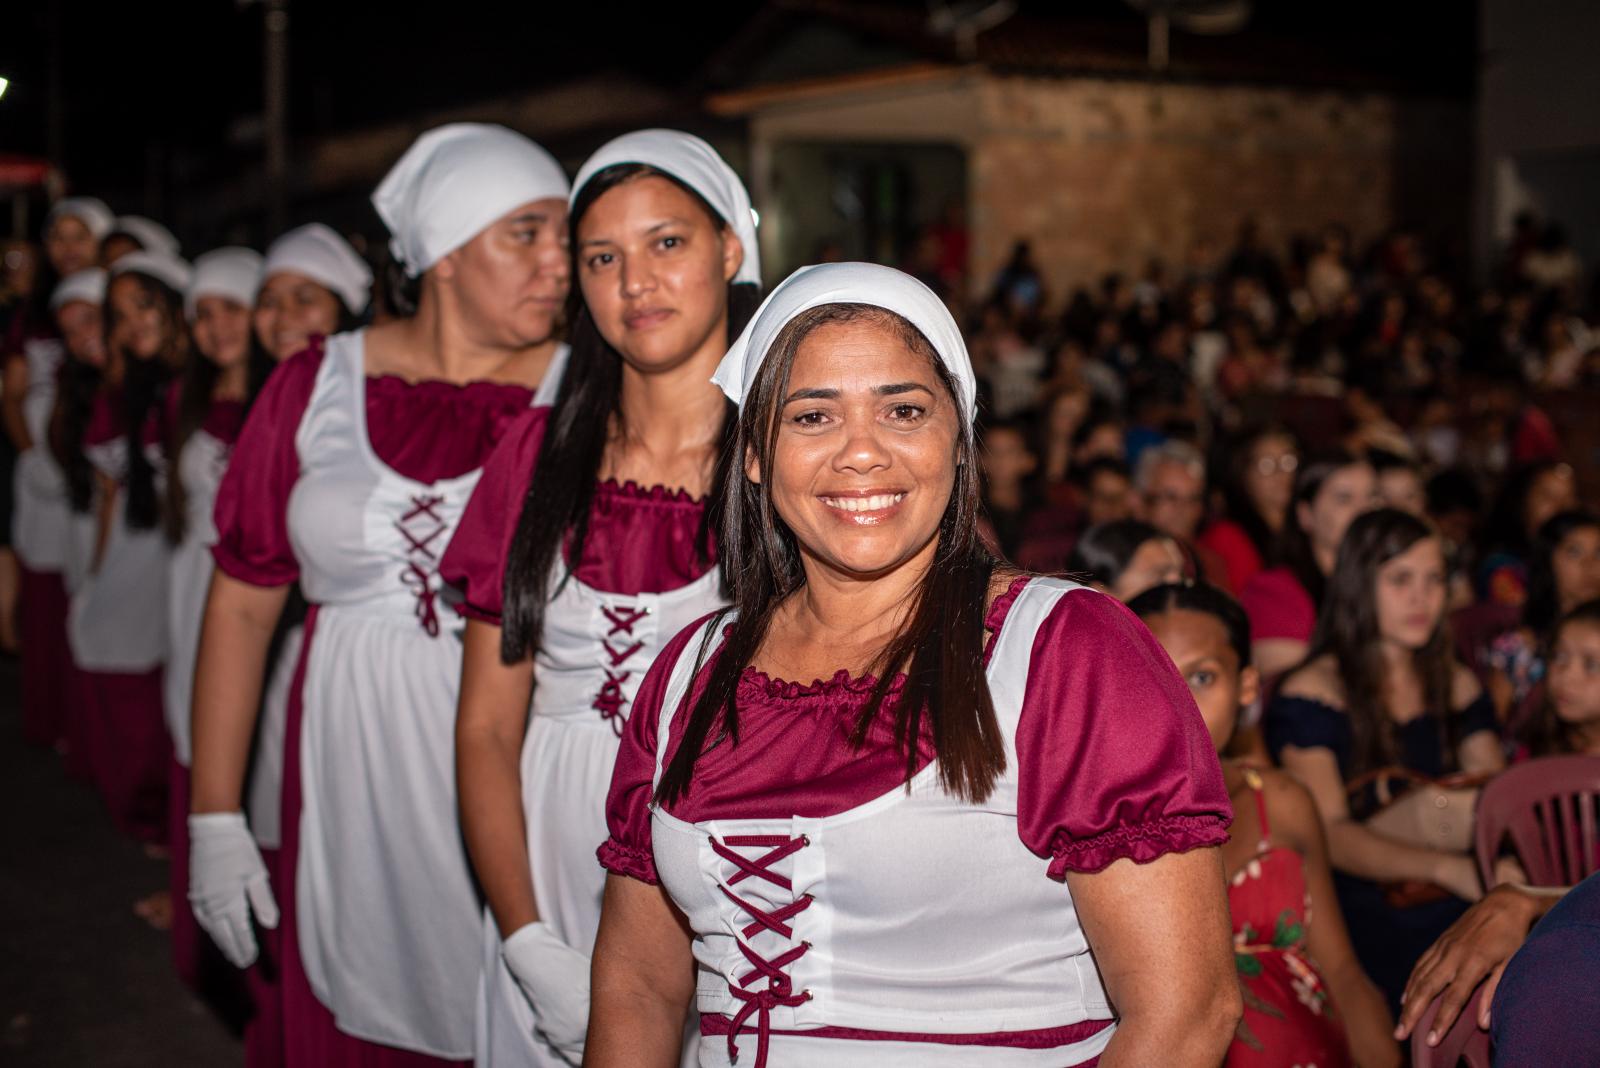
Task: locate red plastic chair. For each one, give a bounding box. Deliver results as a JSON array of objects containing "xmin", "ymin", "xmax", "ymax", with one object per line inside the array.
[
  {"xmin": 1475, "ymin": 754, "xmax": 1600, "ymax": 888},
  {"xmin": 1411, "ymin": 985, "xmax": 1492, "ymax": 1068}
]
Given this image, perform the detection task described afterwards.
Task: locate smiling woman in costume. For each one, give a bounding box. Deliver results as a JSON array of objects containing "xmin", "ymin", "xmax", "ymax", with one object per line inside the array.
[{"xmin": 586, "ymin": 262, "xmax": 1240, "ymax": 1068}]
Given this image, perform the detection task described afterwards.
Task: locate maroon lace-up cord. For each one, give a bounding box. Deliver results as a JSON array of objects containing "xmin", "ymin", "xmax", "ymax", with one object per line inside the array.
[
  {"xmin": 395, "ymin": 494, "xmax": 446, "ymax": 636},
  {"xmin": 592, "ymin": 604, "xmax": 648, "ymax": 734},
  {"xmin": 711, "ymin": 834, "xmax": 814, "ymax": 1067}
]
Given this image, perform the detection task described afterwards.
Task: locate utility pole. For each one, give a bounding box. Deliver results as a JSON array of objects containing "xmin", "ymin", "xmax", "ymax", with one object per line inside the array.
[{"xmin": 263, "ymin": 0, "xmax": 289, "ymax": 235}]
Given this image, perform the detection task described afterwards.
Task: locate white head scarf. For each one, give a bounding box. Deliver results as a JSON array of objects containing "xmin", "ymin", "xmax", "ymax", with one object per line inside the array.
[
  {"xmin": 261, "ymin": 224, "xmax": 373, "ymax": 313},
  {"xmin": 110, "ymin": 215, "xmax": 181, "ymax": 257},
  {"xmin": 186, "ymin": 247, "xmax": 265, "ymax": 319},
  {"xmin": 570, "ymin": 129, "xmax": 761, "ymax": 286},
  {"xmin": 50, "ymin": 268, "xmax": 108, "ymax": 311},
  {"xmin": 110, "ymin": 250, "xmax": 194, "ymax": 295},
  {"xmin": 713, "ymin": 262, "xmax": 977, "ymax": 423},
  {"xmin": 47, "ymin": 197, "xmax": 115, "ymax": 241},
  {"xmin": 372, "ymin": 123, "xmax": 569, "ymax": 276}
]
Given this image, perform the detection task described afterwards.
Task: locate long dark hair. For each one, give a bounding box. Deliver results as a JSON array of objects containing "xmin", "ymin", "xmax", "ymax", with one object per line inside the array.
[
  {"xmin": 500, "ymin": 163, "xmax": 761, "ymax": 663},
  {"xmin": 1518, "ymin": 598, "xmax": 1600, "ymax": 757},
  {"xmin": 163, "ymin": 309, "xmax": 276, "ymax": 543},
  {"xmin": 1216, "ymin": 424, "xmax": 1296, "ymax": 560},
  {"xmin": 1275, "ymin": 447, "xmax": 1369, "ymax": 609},
  {"xmin": 55, "ymin": 272, "xmax": 188, "ymax": 525},
  {"xmin": 1305, "ymin": 508, "xmax": 1457, "ymax": 776},
  {"xmin": 655, "ymin": 304, "xmax": 1003, "ymax": 807},
  {"xmin": 1066, "ymin": 518, "xmax": 1166, "ymax": 589},
  {"xmin": 114, "ymin": 273, "xmax": 189, "ymax": 529},
  {"xmin": 53, "ymin": 353, "xmax": 101, "ymax": 513},
  {"xmin": 1523, "ymin": 509, "xmax": 1600, "ymax": 636}
]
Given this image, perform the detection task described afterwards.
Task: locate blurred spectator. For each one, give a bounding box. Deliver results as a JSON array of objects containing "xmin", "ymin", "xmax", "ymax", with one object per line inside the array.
[
  {"xmin": 1485, "ymin": 510, "xmax": 1600, "ymax": 725},
  {"xmin": 1516, "ymin": 598, "xmax": 1600, "ymax": 759},
  {"xmin": 977, "ymin": 418, "xmax": 1037, "ymax": 559},
  {"xmin": 1135, "ymin": 440, "xmax": 1206, "ymax": 542},
  {"xmin": 1075, "ymin": 457, "xmax": 1135, "ymax": 528},
  {"xmin": 1066, "ymin": 519, "xmax": 1185, "ymax": 602},
  {"xmin": 1242, "ymin": 449, "xmax": 1377, "ymax": 677},
  {"xmin": 1198, "ymin": 426, "xmax": 1299, "ymax": 594},
  {"xmin": 1368, "ymin": 449, "xmax": 1426, "ymax": 517},
  {"xmin": 1477, "ymin": 460, "xmax": 1580, "ymax": 606}
]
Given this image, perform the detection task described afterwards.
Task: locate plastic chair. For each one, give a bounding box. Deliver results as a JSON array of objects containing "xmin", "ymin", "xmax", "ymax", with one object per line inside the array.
[
  {"xmin": 1474, "ymin": 754, "xmax": 1600, "ymax": 888},
  {"xmin": 1411, "ymin": 985, "xmax": 1492, "ymax": 1068}
]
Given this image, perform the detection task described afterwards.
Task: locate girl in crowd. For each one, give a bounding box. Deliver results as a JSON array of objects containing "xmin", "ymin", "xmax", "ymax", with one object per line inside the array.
[
  {"xmin": 1267, "ymin": 508, "xmax": 1504, "ymax": 1010},
  {"xmin": 1485, "ymin": 509, "xmax": 1600, "ymax": 725},
  {"xmin": 6, "ymin": 198, "xmax": 114, "ymax": 746},
  {"xmin": 1516, "ymin": 598, "xmax": 1600, "ymax": 759},
  {"xmin": 1197, "ymin": 425, "xmax": 1299, "ymax": 594},
  {"xmin": 442, "ymin": 129, "xmax": 760, "ymax": 1067},
  {"xmin": 589, "ymin": 263, "xmax": 1238, "ymax": 1068},
  {"xmin": 60, "ymin": 250, "xmax": 192, "ymax": 841},
  {"xmin": 163, "ymin": 248, "xmax": 266, "ymax": 985},
  {"xmin": 188, "ymin": 123, "xmax": 569, "ymax": 1067},
  {"xmin": 1130, "ymin": 581, "xmax": 1398, "ymax": 1068},
  {"xmin": 1065, "ymin": 517, "xmax": 1186, "ymax": 601},
  {"xmin": 1477, "ymin": 459, "xmax": 1580, "ymax": 606},
  {"xmin": 1240, "ymin": 449, "xmax": 1376, "ymax": 677},
  {"xmin": 40, "ymin": 267, "xmax": 108, "ymax": 775}
]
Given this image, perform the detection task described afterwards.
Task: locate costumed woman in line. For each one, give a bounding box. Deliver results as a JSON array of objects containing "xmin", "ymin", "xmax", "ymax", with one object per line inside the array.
[
  {"xmin": 187, "ymin": 123, "xmax": 569, "ymax": 1067},
  {"xmin": 442, "ymin": 129, "xmax": 761, "ymax": 1067},
  {"xmin": 232, "ymin": 221, "xmax": 374, "ymax": 1068},
  {"xmin": 59, "ymin": 250, "xmax": 191, "ymax": 842},
  {"xmin": 164, "ymin": 246, "xmax": 267, "ymax": 988},
  {"xmin": 4, "ymin": 197, "xmax": 112, "ymax": 748},
  {"xmin": 38, "ymin": 265, "xmax": 108, "ymax": 778},
  {"xmin": 587, "ymin": 262, "xmax": 1240, "ymax": 1068}
]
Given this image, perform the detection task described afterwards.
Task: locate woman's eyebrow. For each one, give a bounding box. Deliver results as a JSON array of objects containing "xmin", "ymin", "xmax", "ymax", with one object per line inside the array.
[{"xmin": 876, "ymin": 382, "xmax": 935, "ymax": 397}]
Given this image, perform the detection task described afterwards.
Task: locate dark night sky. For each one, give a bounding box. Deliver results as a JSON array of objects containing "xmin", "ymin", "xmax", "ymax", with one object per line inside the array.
[{"xmin": 0, "ymin": 1, "xmax": 1475, "ymax": 200}]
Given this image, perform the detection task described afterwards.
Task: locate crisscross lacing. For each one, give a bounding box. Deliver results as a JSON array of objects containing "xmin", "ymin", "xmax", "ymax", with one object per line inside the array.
[
  {"xmin": 711, "ymin": 833, "xmax": 814, "ymax": 1066},
  {"xmin": 395, "ymin": 493, "xmax": 446, "ymax": 636},
  {"xmin": 592, "ymin": 603, "xmax": 650, "ymax": 733}
]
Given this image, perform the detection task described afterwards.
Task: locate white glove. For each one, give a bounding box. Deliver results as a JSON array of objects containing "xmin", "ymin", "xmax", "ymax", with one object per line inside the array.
[
  {"xmin": 188, "ymin": 811, "xmax": 279, "ymax": 968},
  {"xmin": 503, "ymin": 921, "xmax": 592, "ymax": 1065}
]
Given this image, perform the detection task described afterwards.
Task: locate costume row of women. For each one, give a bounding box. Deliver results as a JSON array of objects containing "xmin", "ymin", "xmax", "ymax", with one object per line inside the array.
[{"xmin": 18, "ymin": 124, "xmax": 1256, "ymax": 1068}]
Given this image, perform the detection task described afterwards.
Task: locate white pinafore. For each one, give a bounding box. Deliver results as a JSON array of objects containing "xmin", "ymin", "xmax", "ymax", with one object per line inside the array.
[
  {"xmin": 477, "ymin": 556, "xmax": 722, "ymax": 1067},
  {"xmin": 286, "ymin": 330, "xmax": 505, "ymax": 1058},
  {"xmin": 648, "ymin": 578, "xmax": 1118, "ymax": 1068},
  {"xmin": 251, "ymin": 341, "xmax": 566, "ymax": 858},
  {"xmin": 64, "ymin": 429, "xmax": 169, "ymax": 672},
  {"xmin": 11, "ymin": 336, "xmax": 71, "ymax": 572},
  {"xmin": 163, "ymin": 424, "xmax": 232, "ymax": 764}
]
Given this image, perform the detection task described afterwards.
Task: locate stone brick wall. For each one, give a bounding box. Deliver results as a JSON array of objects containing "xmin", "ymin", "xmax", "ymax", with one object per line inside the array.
[{"xmin": 969, "ymin": 75, "xmax": 1468, "ymax": 297}]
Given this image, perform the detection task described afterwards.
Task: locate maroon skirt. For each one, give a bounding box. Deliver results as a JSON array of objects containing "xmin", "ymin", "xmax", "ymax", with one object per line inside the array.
[
  {"xmin": 17, "ymin": 565, "xmax": 72, "ymax": 748},
  {"xmin": 82, "ymin": 667, "xmax": 169, "ymax": 843}
]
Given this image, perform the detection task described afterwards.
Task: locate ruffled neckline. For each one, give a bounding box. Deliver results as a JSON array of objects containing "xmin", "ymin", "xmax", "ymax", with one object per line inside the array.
[
  {"xmin": 739, "ymin": 574, "xmax": 1032, "ymax": 702},
  {"xmin": 594, "ymin": 478, "xmax": 707, "ymax": 507},
  {"xmin": 365, "ymin": 372, "xmax": 533, "ymax": 408}
]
